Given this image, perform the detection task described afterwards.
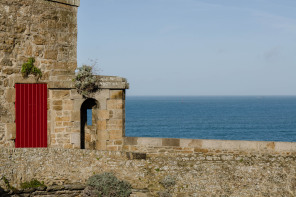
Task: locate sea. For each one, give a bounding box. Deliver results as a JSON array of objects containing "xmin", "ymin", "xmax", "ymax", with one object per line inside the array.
[{"xmin": 125, "ymin": 96, "xmax": 296, "ymax": 142}]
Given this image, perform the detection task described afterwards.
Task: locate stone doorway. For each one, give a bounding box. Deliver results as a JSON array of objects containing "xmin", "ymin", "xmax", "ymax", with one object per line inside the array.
[{"xmin": 80, "ymin": 98, "xmax": 98, "ymax": 149}]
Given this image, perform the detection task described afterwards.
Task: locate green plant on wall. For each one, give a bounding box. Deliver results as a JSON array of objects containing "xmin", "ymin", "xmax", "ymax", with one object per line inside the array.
[
  {"xmin": 21, "ymin": 57, "xmax": 42, "ymax": 80},
  {"xmin": 20, "ymin": 179, "xmax": 46, "ymax": 189},
  {"xmin": 1, "ymin": 176, "xmax": 18, "ymax": 193},
  {"xmin": 74, "ymin": 65, "xmax": 99, "ymax": 97}
]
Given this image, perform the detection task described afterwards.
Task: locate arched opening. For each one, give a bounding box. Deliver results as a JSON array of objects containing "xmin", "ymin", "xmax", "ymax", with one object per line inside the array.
[{"xmin": 80, "ymin": 98, "xmax": 98, "ymax": 149}]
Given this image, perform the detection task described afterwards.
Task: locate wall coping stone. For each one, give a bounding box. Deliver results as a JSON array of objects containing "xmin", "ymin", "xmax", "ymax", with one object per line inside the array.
[
  {"xmin": 98, "ymin": 76, "xmax": 129, "ymax": 89},
  {"xmin": 124, "ymin": 137, "xmax": 296, "ymax": 154},
  {"xmin": 46, "ymin": 0, "xmax": 80, "ymax": 7},
  {"xmin": 11, "ymin": 74, "xmax": 128, "ymax": 89}
]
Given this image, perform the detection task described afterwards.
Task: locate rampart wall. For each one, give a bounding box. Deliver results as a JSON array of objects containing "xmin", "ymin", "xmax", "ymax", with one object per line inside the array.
[{"xmin": 1, "ymin": 138, "xmax": 296, "ymax": 197}]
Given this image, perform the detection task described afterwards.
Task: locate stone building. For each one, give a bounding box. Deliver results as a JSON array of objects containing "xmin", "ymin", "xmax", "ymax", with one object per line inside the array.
[{"xmin": 0, "ymin": 0, "xmax": 129, "ymax": 150}]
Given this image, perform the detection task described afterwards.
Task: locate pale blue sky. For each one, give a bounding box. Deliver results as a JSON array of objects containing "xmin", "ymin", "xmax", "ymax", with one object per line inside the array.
[{"xmin": 77, "ymin": 0, "xmax": 296, "ymax": 96}]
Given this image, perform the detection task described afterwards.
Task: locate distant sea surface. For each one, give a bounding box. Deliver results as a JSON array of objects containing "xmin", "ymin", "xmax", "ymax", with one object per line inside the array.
[{"xmin": 125, "ymin": 96, "xmax": 296, "ymax": 142}]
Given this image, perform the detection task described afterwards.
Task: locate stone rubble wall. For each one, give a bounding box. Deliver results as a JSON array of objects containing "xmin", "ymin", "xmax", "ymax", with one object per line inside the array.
[{"xmin": 0, "ymin": 147, "xmax": 296, "ymax": 197}]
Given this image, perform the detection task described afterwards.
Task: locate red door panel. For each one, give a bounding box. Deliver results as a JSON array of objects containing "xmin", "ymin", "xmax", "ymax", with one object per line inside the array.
[{"xmin": 15, "ymin": 84, "xmax": 47, "ymax": 148}]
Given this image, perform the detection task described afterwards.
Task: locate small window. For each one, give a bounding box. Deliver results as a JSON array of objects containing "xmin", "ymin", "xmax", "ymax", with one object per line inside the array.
[{"xmin": 87, "ymin": 109, "xmax": 92, "ymax": 126}]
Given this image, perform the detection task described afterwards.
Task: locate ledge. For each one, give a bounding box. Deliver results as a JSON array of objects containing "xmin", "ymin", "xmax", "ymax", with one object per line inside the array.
[
  {"xmin": 97, "ymin": 76, "xmax": 129, "ymax": 90},
  {"xmin": 11, "ymin": 74, "xmax": 128, "ymax": 89},
  {"xmin": 124, "ymin": 137, "xmax": 296, "ymax": 154},
  {"xmin": 46, "ymin": 0, "xmax": 80, "ymax": 7}
]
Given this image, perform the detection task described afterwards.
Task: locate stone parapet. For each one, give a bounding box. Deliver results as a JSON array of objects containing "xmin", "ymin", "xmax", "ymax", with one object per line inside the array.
[
  {"xmin": 46, "ymin": 0, "xmax": 80, "ymax": 7},
  {"xmin": 1, "ymin": 148, "xmax": 296, "ymax": 196},
  {"xmin": 98, "ymin": 76, "xmax": 129, "ymax": 89},
  {"xmin": 123, "ymin": 137, "xmax": 296, "ymax": 155}
]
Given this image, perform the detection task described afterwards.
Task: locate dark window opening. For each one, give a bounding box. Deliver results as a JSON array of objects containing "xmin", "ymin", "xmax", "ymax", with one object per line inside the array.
[{"xmin": 80, "ymin": 98, "xmax": 97, "ymax": 149}]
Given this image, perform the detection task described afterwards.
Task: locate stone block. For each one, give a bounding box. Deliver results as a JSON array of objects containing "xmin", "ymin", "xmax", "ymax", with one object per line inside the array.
[
  {"xmin": 194, "ymin": 148, "xmax": 208, "ymax": 153},
  {"xmin": 63, "ymin": 100, "xmax": 73, "ymax": 110},
  {"xmin": 114, "ymin": 140, "xmax": 122, "ymax": 145},
  {"xmin": 185, "ymin": 139, "xmax": 203, "ymax": 148},
  {"xmin": 63, "ymin": 143, "xmax": 74, "ymax": 149},
  {"xmin": 53, "ymin": 106, "xmax": 63, "ymax": 111},
  {"xmin": 98, "ymin": 110, "xmax": 109, "ymax": 120},
  {"xmin": 107, "ymin": 100, "xmax": 123, "ymax": 110},
  {"xmin": 72, "ymin": 99, "xmax": 84, "ymax": 111},
  {"xmin": 63, "ymin": 122, "xmax": 72, "ymax": 126},
  {"xmin": 44, "ymin": 50, "xmax": 58, "ymax": 60},
  {"xmin": 109, "ymin": 130, "xmax": 123, "ymax": 140},
  {"xmin": 109, "ymin": 109, "xmax": 123, "ymax": 119},
  {"xmin": 53, "ymin": 100, "xmax": 62, "ymax": 105},
  {"xmin": 124, "ymin": 137, "xmax": 138, "ymax": 145},
  {"xmin": 70, "ymin": 111, "xmax": 80, "ymax": 122},
  {"xmin": 138, "ymin": 137, "xmax": 162, "ymax": 146},
  {"xmin": 95, "ymin": 89, "xmax": 110, "ymax": 110},
  {"xmin": 85, "ymin": 133, "xmax": 91, "ymax": 142},
  {"xmin": 162, "ymin": 138, "xmax": 180, "ymax": 147},
  {"xmin": 96, "ymin": 140, "xmax": 107, "ymax": 150},
  {"xmin": 276, "ymin": 142, "xmax": 295, "ymax": 152},
  {"xmin": 52, "ymin": 90, "xmax": 70, "ymax": 99},
  {"xmin": 106, "ymin": 145, "xmax": 118, "ymax": 151},
  {"xmin": 98, "ymin": 131, "xmax": 109, "ymax": 140},
  {"xmin": 33, "ymin": 35, "xmax": 46, "ymax": 45},
  {"xmin": 70, "ymin": 89, "xmax": 83, "ymax": 99},
  {"xmin": 110, "ymin": 90, "xmax": 123, "ymax": 99},
  {"xmin": 126, "ymin": 152, "xmax": 147, "ymax": 160},
  {"xmin": 13, "ymin": 74, "xmax": 36, "ymax": 84},
  {"xmin": 55, "ymin": 128, "xmax": 65, "ymax": 133},
  {"xmin": 122, "ymin": 145, "xmax": 130, "ymax": 151},
  {"xmin": 97, "ymin": 120, "xmax": 107, "ymax": 131},
  {"xmin": 107, "ymin": 119, "xmax": 123, "ymax": 130},
  {"xmin": 5, "ymin": 88, "xmax": 15, "ymax": 103},
  {"xmin": 55, "ymin": 122, "xmax": 63, "ymax": 127},
  {"xmin": 55, "ymin": 116, "xmax": 70, "ymax": 122},
  {"xmin": 5, "ymin": 123, "xmax": 16, "ymax": 140},
  {"xmin": 47, "ymin": 81, "xmax": 75, "ymax": 89}
]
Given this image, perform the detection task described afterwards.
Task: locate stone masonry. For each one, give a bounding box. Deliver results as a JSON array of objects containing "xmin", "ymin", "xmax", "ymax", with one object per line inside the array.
[
  {"xmin": 0, "ymin": 0, "xmax": 129, "ymax": 150},
  {"xmin": 1, "ymin": 143, "xmax": 296, "ymax": 196}
]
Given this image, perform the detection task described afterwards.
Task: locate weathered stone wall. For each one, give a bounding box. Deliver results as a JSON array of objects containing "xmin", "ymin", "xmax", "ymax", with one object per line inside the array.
[
  {"xmin": 0, "ymin": 0, "xmax": 79, "ymax": 147},
  {"xmin": 1, "ymin": 140, "xmax": 296, "ymax": 197},
  {"xmin": 0, "ymin": 0, "xmax": 129, "ymax": 149},
  {"xmin": 123, "ymin": 137, "xmax": 296, "ymax": 155},
  {"xmin": 48, "ymin": 76, "xmax": 128, "ymax": 150}
]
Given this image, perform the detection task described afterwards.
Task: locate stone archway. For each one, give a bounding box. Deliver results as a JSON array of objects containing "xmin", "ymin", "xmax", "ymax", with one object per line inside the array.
[{"xmin": 80, "ymin": 98, "xmax": 98, "ymax": 149}]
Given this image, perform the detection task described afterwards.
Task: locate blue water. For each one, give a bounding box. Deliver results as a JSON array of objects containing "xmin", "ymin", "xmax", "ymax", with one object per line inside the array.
[{"xmin": 125, "ymin": 96, "xmax": 296, "ymax": 142}]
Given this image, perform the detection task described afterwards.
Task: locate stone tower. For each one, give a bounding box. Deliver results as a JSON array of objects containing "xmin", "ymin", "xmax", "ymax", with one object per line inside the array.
[{"xmin": 0, "ymin": 0, "xmax": 129, "ymax": 150}]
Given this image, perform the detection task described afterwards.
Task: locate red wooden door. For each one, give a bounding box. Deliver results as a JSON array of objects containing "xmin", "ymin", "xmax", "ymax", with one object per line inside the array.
[{"xmin": 15, "ymin": 84, "xmax": 47, "ymax": 148}]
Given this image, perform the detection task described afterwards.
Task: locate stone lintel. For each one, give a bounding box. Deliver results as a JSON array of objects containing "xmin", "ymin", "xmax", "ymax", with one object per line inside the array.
[
  {"xmin": 46, "ymin": 0, "xmax": 80, "ymax": 7},
  {"xmin": 98, "ymin": 76, "xmax": 129, "ymax": 89}
]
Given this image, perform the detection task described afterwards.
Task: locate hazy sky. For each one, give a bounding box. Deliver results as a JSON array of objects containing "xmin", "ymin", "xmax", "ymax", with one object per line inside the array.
[{"xmin": 77, "ymin": 0, "xmax": 296, "ymax": 96}]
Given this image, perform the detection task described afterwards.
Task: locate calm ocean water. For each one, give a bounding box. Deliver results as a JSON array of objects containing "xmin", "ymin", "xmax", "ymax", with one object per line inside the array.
[{"xmin": 125, "ymin": 96, "xmax": 296, "ymax": 142}]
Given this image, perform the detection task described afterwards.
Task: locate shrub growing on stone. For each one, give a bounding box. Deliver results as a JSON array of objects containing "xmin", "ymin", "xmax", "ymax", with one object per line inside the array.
[
  {"xmin": 85, "ymin": 172, "xmax": 132, "ymax": 197},
  {"xmin": 20, "ymin": 179, "xmax": 46, "ymax": 189},
  {"xmin": 74, "ymin": 65, "xmax": 99, "ymax": 97},
  {"xmin": 21, "ymin": 57, "xmax": 42, "ymax": 80}
]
